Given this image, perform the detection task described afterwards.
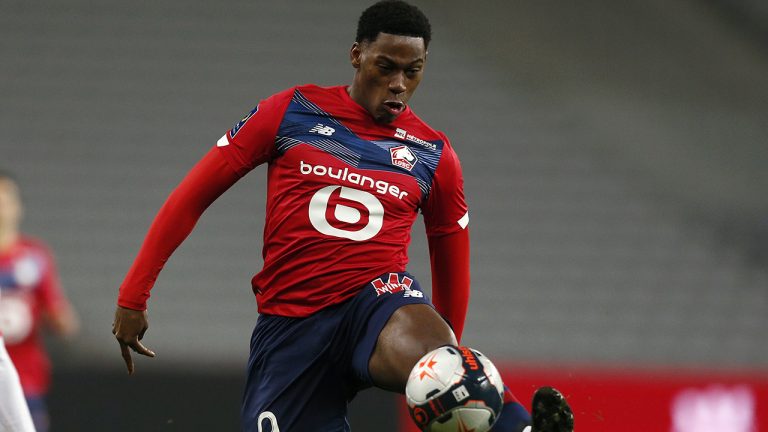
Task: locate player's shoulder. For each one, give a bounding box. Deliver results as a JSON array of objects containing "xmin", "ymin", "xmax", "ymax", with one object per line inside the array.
[
  {"xmin": 246, "ymin": 84, "xmax": 309, "ymax": 106},
  {"xmin": 257, "ymin": 84, "xmax": 346, "ymax": 112},
  {"xmin": 261, "ymin": 85, "xmax": 301, "ymax": 104},
  {"xmin": 400, "ymin": 112, "xmax": 466, "ymax": 182},
  {"xmin": 397, "ymin": 109, "xmax": 452, "ymax": 147},
  {"xmin": 291, "ymin": 84, "xmax": 346, "ymax": 100},
  {"xmin": 395, "ymin": 110, "xmax": 459, "ymax": 165}
]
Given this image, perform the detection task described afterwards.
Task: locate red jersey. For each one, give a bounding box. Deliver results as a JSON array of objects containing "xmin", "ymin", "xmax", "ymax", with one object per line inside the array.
[
  {"xmin": 217, "ymin": 85, "xmax": 468, "ymax": 316},
  {"xmin": 0, "ymin": 236, "xmax": 65, "ymax": 396}
]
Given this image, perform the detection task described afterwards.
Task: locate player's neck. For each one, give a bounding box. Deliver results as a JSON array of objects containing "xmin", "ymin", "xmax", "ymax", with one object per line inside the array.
[
  {"xmin": 346, "ymin": 84, "xmax": 363, "ymax": 109},
  {"xmin": 0, "ymin": 229, "xmax": 19, "ymax": 252}
]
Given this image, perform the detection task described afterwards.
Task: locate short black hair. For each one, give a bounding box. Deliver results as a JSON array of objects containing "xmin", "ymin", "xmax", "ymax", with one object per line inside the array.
[{"xmin": 356, "ymin": 1, "xmax": 432, "ymax": 47}]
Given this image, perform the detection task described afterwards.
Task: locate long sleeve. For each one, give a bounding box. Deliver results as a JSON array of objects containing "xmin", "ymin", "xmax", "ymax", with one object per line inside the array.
[
  {"xmin": 117, "ymin": 147, "xmax": 241, "ymax": 310},
  {"xmin": 428, "ymin": 228, "xmax": 470, "ymax": 342},
  {"xmin": 422, "ymin": 134, "xmax": 470, "ymax": 342}
]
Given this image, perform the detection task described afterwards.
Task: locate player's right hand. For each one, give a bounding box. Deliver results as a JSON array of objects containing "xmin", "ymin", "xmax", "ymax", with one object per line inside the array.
[{"xmin": 112, "ymin": 306, "xmax": 156, "ymax": 374}]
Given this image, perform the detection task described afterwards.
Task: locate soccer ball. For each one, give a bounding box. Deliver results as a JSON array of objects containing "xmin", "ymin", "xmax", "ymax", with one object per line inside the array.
[{"xmin": 406, "ymin": 346, "xmax": 504, "ymax": 431}]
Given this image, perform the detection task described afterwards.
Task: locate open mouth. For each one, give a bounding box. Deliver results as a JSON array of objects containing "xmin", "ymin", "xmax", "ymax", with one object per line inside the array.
[{"xmin": 383, "ymin": 100, "xmax": 405, "ymax": 116}]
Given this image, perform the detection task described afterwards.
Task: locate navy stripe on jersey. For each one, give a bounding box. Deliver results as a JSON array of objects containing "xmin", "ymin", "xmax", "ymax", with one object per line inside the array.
[
  {"xmin": 292, "ymin": 90, "xmax": 350, "ymax": 130},
  {"xmin": 276, "ymin": 89, "xmax": 443, "ymax": 199},
  {"xmin": 369, "ymin": 140, "xmax": 442, "ymax": 201}
]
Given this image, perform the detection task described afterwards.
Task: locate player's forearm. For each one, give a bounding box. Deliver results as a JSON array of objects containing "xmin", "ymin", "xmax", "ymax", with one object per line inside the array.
[
  {"xmin": 117, "ymin": 147, "xmax": 240, "ymax": 310},
  {"xmin": 428, "ymin": 228, "xmax": 470, "ymax": 342},
  {"xmin": 117, "ymin": 188, "xmax": 203, "ymax": 309},
  {"xmin": 44, "ymin": 303, "xmax": 80, "ymax": 338}
]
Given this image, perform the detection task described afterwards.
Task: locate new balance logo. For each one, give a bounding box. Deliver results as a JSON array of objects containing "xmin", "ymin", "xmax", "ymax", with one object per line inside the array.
[
  {"xmin": 309, "ymin": 123, "xmax": 335, "ymax": 136},
  {"xmin": 371, "ymin": 273, "xmax": 423, "ymax": 297}
]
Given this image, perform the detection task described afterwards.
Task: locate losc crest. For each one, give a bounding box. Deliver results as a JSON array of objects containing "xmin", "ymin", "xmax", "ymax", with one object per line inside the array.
[{"xmin": 390, "ymin": 145, "xmax": 418, "ymax": 171}]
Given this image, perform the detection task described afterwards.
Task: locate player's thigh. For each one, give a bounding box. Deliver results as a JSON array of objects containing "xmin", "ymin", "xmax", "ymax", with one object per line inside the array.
[
  {"xmin": 243, "ymin": 374, "xmax": 350, "ymax": 432},
  {"xmin": 242, "ymin": 313, "xmax": 351, "ymax": 432},
  {"xmin": 368, "ymin": 304, "xmax": 457, "ymax": 393}
]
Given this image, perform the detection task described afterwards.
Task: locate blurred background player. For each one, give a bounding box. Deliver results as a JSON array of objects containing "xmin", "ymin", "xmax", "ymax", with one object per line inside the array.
[
  {"xmin": 112, "ymin": 1, "xmax": 572, "ymax": 431},
  {"xmin": 0, "ymin": 171, "xmax": 80, "ymax": 432}
]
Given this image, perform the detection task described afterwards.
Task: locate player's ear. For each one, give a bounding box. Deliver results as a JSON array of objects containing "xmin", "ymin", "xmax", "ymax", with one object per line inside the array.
[{"xmin": 350, "ymin": 42, "xmax": 362, "ymax": 69}]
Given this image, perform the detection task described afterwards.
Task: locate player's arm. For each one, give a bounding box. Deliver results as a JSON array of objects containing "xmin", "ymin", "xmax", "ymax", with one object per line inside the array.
[
  {"xmin": 43, "ymin": 304, "xmax": 79, "ymax": 338},
  {"xmin": 113, "ymin": 147, "xmax": 240, "ymax": 374},
  {"xmin": 428, "ymin": 228, "xmax": 470, "ymax": 343},
  {"xmin": 113, "ymin": 89, "xmax": 293, "ymax": 374},
  {"xmin": 39, "ymin": 247, "xmax": 80, "ymax": 338},
  {"xmin": 423, "ymin": 138, "xmax": 470, "ymax": 342}
]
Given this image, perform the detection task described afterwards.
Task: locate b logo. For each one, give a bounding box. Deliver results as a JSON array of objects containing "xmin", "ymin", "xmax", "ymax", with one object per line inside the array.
[{"xmin": 309, "ymin": 186, "xmax": 384, "ymax": 241}]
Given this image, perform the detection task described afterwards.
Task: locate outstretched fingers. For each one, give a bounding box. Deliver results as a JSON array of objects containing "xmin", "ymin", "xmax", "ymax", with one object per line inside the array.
[
  {"xmin": 119, "ymin": 340, "xmax": 134, "ymax": 375},
  {"xmin": 131, "ymin": 338, "xmax": 156, "ymax": 358},
  {"xmin": 117, "ymin": 336, "xmax": 156, "ymax": 375}
]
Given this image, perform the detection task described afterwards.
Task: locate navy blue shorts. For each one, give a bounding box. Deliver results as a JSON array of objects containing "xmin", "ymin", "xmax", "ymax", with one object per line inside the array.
[{"xmin": 241, "ymin": 271, "xmax": 433, "ymax": 432}]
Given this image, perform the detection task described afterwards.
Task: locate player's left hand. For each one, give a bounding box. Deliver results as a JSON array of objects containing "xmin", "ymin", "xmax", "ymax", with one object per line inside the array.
[{"xmin": 112, "ymin": 306, "xmax": 155, "ymax": 375}]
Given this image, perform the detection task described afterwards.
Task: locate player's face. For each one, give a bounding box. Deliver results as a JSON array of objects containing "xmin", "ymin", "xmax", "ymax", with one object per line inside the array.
[
  {"xmin": 0, "ymin": 179, "xmax": 22, "ymax": 233},
  {"xmin": 349, "ymin": 32, "xmax": 427, "ymax": 124}
]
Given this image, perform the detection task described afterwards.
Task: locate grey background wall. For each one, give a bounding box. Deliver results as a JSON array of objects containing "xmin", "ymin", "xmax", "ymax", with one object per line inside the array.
[{"xmin": 2, "ymin": 0, "xmax": 767, "ymax": 430}]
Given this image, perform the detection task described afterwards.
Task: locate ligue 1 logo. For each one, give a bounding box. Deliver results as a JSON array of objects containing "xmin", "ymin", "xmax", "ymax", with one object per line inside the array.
[{"xmin": 390, "ymin": 145, "xmax": 417, "ymax": 171}]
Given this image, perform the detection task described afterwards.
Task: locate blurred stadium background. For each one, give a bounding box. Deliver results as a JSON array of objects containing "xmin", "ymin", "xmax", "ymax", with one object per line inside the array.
[{"xmin": 2, "ymin": 0, "xmax": 767, "ymax": 430}]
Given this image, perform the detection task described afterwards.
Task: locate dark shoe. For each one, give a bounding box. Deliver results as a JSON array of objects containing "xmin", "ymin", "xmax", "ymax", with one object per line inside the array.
[{"xmin": 530, "ymin": 387, "xmax": 574, "ymax": 432}]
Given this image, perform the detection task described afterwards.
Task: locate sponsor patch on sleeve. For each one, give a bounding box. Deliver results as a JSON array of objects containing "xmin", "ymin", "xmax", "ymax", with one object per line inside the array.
[{"xmin": 230, "ymin": 104, "xmax": 259, "ymax": 137}]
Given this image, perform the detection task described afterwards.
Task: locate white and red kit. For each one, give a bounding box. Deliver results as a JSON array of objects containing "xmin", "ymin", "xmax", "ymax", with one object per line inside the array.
[
  {"xmin": 118, "ymin": 84, "xmax": 471, "ymax": 338},
  {"xmin": 0, "ymin": 236, "xmax": 66, "ymax": 397}
]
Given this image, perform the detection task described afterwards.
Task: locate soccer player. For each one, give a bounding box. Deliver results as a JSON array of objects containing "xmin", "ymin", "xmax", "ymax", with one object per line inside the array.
[
  {"xmin": 0, "ymin": 171, "xmax": 80, "ymax": 432},
  {"xmin": 112, "ymin": 1, "xmax": 573, "ymax": 431}
]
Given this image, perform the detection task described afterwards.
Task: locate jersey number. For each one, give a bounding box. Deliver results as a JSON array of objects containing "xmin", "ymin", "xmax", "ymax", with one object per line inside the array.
[
  {"xmin": 257, "ymin": 411, "xmax": 279, "ymax": 432},
  {"xmin": 309, "ymin": 186, "xmax": 384, "ymax": 241}
]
